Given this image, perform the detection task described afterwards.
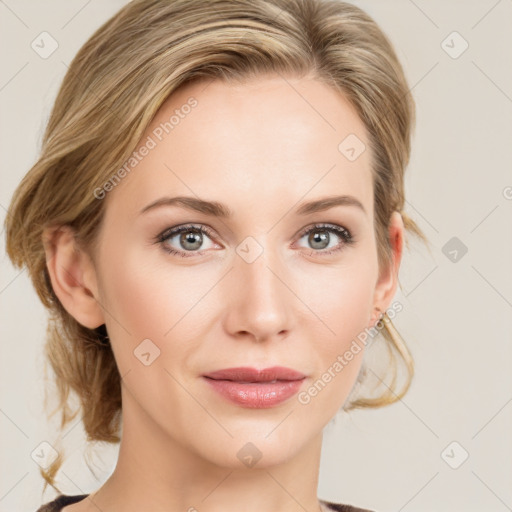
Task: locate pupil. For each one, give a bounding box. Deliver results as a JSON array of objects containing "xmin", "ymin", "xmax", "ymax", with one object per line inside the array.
[
  {"xmin": 181, "ymin": 230, "xmax": 202, "ymax": 250},
  {"xmin": 310, "ymin": 230, "xmax": 329, "ymax": 249}
]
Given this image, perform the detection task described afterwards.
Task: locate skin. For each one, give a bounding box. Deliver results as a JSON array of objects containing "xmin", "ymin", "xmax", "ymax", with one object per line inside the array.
[{"xmin": 44, "ymin": 74, "xmax": 403, "ymax": 512}]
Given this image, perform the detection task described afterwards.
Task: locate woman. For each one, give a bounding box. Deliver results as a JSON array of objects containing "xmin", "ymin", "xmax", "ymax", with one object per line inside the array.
[{"xmin": 4, "ymin": 0, "xmax": 427, "ymax": 510}]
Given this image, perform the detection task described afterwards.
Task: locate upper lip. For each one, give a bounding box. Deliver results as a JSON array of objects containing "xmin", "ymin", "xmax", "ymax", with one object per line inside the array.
[{"xmin": 203, "ymin": 366, "xmax": 306, "ymax": 382}]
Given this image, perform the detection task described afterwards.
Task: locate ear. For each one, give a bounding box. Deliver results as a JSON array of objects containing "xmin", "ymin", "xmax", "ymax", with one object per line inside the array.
[
  {"xmin": 369, "ymin": 211, "xmax": 404, "ymax": 326},
  {"xmin": 43, "ymin": 225, "xmax": 105, "ymax": 329}
]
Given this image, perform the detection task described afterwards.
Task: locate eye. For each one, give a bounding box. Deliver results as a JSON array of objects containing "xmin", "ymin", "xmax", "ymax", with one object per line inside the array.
[
  {"xmin": 154, "ymin": 222, "xmax": 355, "ymax": 259},
  {"xmin": 295, "ymin": 223, "xmax": 354, "ymax": 256},
  {"xmin": 155, "ymin": 224, "xmax": 219, "ymax": 258}
]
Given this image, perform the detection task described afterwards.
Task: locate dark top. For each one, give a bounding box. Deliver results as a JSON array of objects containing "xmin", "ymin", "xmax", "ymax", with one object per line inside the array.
[{"xmin": 36, "ymin": 493, "xmax": 375, "ymax": 511}]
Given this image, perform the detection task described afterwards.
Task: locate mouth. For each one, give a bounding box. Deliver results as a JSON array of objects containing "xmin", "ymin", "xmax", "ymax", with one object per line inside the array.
[
  {"xmin": 202, "ymin": 366, "xmax": 306, "ymax": 408},
  {"xmin": 203, "ymin": 366, "xmax": 306, "ymax": 382}
]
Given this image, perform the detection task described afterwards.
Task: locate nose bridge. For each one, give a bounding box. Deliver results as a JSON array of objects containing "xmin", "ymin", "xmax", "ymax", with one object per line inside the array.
[{"xmin": 225, "ymin": 240, "xmax": 292, "ymax": 341}]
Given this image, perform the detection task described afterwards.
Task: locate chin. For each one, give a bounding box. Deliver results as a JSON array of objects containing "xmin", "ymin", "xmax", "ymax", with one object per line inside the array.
[{"xmin": 184, "ymin": 422, "xmax": 317, "ymax": 470}]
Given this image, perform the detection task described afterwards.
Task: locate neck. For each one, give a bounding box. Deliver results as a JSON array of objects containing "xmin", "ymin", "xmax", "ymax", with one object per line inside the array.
[{"xmin": 88, "ymin": 390, "xmax": 325, "ymax": 512}]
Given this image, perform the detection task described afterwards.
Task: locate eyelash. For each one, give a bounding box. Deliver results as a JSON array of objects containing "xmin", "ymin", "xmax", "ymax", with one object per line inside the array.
[{"xmin": 154, "ymin": 223, "xmax": 355, "ymax": 258}]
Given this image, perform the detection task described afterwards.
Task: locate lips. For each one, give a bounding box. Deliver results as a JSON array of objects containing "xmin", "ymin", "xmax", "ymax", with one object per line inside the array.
[
  {"xmin": 203, "ymin": 366, "xmax": 306, "ymax": 408},
  {"xmin": 203, "ymin": 366, "xmax": 306, "ymax": 382}
]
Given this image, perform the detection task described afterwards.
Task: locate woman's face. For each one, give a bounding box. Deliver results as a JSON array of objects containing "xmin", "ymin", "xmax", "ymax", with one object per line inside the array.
[{"xmin": 88, "ymin": 74, "xmax": 400, "ymax": 468}]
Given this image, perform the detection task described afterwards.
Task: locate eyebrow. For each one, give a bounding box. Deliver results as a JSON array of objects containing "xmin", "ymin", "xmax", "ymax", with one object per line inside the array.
[{"xmin": 139, "ymin": 194, "xmax": 366, "ymax": 217}]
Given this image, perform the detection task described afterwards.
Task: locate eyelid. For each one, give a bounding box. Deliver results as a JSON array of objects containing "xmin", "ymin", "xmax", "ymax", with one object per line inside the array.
[
  {"xmin": 295, "ymin": 222, "xmax": 352, "ymax": 240},
  {"xmin": 154, "ymin": 222, "xmax": 355, "ymax": 258},
  {"xmin": 293, "ymin": 222, "xmax": 355, "ymax": 255},
  {"xmin": 156, "ymin": 223, "xmax": 218, "ymax": 243},
  {"xmin": 154, "ymin": 223, "xmax": 221, "ymax": 256}
]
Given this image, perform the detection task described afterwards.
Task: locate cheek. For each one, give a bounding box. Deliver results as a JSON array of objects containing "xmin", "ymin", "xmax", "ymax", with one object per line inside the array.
[
  {"xmin": 95, "ymin": 241, "xmax": 214, "ymax": 364},
  {"xmin": 292, "ymin": 255, "xmax": 377, "ymax": 411},
  {"xmin": 296, "ymin": 254, "xmax": 377, "ymax": 343},
  {"xmin": 94, "ymin": 241, "xmax": 166, "ymax": 362}
]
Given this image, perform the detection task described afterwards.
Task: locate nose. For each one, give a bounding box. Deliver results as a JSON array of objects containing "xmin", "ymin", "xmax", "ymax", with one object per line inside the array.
[{"xmin": 223, "ymin": 245, "xmax": 293, "ymax": 343}]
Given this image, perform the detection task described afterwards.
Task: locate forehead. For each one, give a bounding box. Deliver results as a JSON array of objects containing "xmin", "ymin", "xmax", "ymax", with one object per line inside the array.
[{"xmin": 104, "ymin": 75, "xmax": 373, "ymax": 221}]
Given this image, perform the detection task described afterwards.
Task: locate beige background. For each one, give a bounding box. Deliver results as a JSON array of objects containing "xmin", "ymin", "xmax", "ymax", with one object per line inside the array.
[{"xmin": 1, "ymin": 1, "xmax": 511, "ymax": 511}]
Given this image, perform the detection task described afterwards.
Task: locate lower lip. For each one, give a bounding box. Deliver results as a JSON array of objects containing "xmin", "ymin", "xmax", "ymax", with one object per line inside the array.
[{"xmin": 203, "ymin": 377, "xmax": 304, "ymax": 408}]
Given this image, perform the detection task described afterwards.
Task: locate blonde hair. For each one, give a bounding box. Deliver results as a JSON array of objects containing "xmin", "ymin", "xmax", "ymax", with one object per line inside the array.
[{"xmin": 4, "ymin": 0, "xmax": 427, "ymax": 491}]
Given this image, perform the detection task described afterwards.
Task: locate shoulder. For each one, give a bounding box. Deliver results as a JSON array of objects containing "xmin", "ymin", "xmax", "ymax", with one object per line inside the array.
[
  {"xmin": 36, "ymin": 494, "xmax": 89, "ymax": 512},
  {"xmin": 320, "ymin": 498, "xmax": 376, "ymax": 512},
  {"xmin": 36, "ymin": 494, "xmax": 373, "ymax": 512}
]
